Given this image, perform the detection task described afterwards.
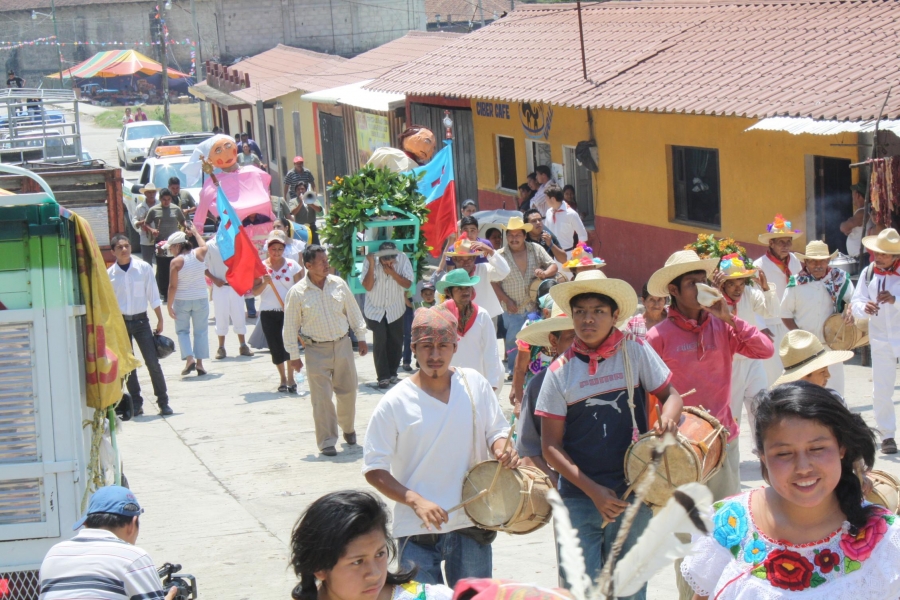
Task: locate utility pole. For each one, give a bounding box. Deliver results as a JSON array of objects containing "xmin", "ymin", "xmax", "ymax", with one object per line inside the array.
[
  {"xmin": 478, "ymin": 0, "xmax": 485, "ymax": 27},
  {"xmin": 49, "ymin": 0, "xmax": 65, "ymax": 89},
  {"xmin": 159, "ymin": 2, "xmax": 171, "ymax": 128},
  {"xmin": 189, "ymin": 0, "xmax": 209, "ymax": 130}
]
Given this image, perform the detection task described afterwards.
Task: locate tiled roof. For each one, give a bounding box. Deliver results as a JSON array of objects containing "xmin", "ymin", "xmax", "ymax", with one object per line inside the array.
[
  {"xmin": 368, "ymin": 0, "xmax": 900, "ymax": 121},
  {"xmin": 424, "ymin": 0, "xmax": 510, "ymax": 23},
  {"xmin": 228, "ymin": 45, "xmax": 347, "ymax": 103},
  {"xmin": 290, "ymin": 31, "xmax": 463, "ymax": 94}
]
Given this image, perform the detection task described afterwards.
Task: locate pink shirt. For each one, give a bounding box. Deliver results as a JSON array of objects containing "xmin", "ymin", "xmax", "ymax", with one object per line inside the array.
[{"xmin": 646, "ymin": 309, "xmax": 773, "ymax": 441}]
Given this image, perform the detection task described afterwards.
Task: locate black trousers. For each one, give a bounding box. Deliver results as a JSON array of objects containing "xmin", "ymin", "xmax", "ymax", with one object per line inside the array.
[
  {"xmin": 156, "ymin": 255, "xmax": 173, "ymax": 301},
  {"xmin": 260, "ymin": 310, "xmax": 289, "ymax": 364},
  {"xmin": 125, "ymin": 316, "xmax": 169, "ymax": 408},
  {"xmin": 366, "ymin": 314, "xmax": 404, "ymax": 382}
]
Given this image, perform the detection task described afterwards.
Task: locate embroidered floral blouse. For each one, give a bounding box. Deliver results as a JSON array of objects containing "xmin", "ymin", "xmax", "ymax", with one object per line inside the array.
[
  {"xmin": 392, "ymin": 581, "xmax": 452, "ymax": 600},
  {"xmin": 682, "ymin": 490, "xmax": 900, "ymax": 599}
]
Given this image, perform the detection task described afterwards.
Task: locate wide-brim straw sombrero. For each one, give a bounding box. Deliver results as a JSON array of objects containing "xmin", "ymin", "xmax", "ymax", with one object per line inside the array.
[
  {"xmin": 773, "ymin": 329, "xmax": 853, "ymax": 386},
  {"xmin": 795, "ymin": 240, "xmax": 838, "ymax": 262},
  {"xmin": 862, "ymin": 228, "xmax": 900, "ymax": 255},
  {"xmin": 718, "ymin": 253, "xmax": 757, "ymax": 280},
  {"xmin": 516, "ymin": 303, "xmax": 574, "ymax": 348},
  {"xmin": 549, "ymin": 270, "xmax": 637, "ymax": 328},
  {"xmin": 647, "ymin": 250, "xmax": 718, "ymax": 298}
]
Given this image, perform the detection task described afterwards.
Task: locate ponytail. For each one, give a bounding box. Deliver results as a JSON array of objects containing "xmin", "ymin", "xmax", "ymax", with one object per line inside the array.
[{"xmin": 291, "ymin": 573, "xmax": 317, "ymax": 600}]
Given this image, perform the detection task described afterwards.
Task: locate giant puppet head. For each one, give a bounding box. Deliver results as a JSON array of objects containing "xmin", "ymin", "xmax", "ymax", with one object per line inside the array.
[
  {"xmin": 398, "ymin": 125, "xmax": 436, "ymax": 165},
  {"xmin": 209, "ymin": 136, "xmax": 238, "ymax": 170}
]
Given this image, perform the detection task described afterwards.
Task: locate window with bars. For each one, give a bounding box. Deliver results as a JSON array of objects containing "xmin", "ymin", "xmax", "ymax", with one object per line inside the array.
[{"xmin": 672, "ymin": 146, "xmax": 721, "ymax": 227}]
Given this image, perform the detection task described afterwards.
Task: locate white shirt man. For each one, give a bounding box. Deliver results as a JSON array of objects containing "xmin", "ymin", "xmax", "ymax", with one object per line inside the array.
[
  {"xmin": 205, "ymin": 238, "xmax": 253, "ymax": 359},
  {"xmin": 447, "ymin": 242, "xmax": 510, "ymax": 320},
  {"xmin": 544, "ymin": 188, "xmax": 588, "ymax": 254}
]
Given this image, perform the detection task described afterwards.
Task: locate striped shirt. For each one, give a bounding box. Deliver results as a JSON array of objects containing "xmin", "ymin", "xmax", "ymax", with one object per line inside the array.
[
  {"xmin": 282, "ymin": 274, "xmax": 367, "ymax": 357},
  {"xmin": 360, "ymin": 253, "xmax": 414, "ymax": 323},
  {"xmin": 498, "ymin": 243, "xmax": 553, "ymax": 315},
  {"xmin": 39, "ymin": 528, "xmax": 167, "ymax": 600},
  {"xmin": 283, "ymin": 168, "xmax": 316, "ymax": 198},
  {"xmin": 173, "ymin": 250, "xmax": 208, "ymax": 301}
]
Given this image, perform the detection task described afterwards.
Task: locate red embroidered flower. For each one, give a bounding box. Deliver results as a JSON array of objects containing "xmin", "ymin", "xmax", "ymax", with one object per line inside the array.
[
  {"xmin": 840, "ymin": 514, "xmax": 888, "ymax": 561},
  {"xmin": 813, "ymin": 549, "xmax": 838, "ymax": 573},
  {"xmin": 766, "ymin": 549, "xmax": 814, "ymax": 591},
  {"xmin": 281, "ymin": 268, "xmax": 287, "ymax": 273}
]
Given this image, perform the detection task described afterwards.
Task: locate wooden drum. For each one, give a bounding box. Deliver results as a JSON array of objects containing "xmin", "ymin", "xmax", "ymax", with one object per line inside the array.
[
  {"xmin": 462, "ymin": 461, "xmax": 553, "ymax": 535},
  {"xmin": 624, "ymin": 406, "xmax": 727, "ymax": 507},
  {"xmin": 823, "ymin": 313, "xmax": 868, "ymax": 350},
  {"xmin": 866, "ymin": 469, "xmax": 900, "ymax": 514}
]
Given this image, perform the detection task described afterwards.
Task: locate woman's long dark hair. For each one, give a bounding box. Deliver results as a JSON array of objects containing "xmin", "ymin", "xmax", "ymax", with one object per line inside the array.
[
  {"xmin": 289, "ymin": 491, "xmax": 415, "ymax": 600},
  {"xmin": 755, "ymin": 382, "xmax": 877, "ymax": 531}
]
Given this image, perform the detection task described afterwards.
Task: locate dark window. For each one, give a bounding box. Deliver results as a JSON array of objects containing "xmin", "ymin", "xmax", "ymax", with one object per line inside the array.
[
  {"xmin": 672, "ymin": 146, "xmax": 720, "ymax": 227},
  {"xmin": 497, "ymin": 136, "xmax": 517, "ymax": 191},
  {"xmin": 268, "ymin": 125, "xmax": 276, "ymax": 163}
]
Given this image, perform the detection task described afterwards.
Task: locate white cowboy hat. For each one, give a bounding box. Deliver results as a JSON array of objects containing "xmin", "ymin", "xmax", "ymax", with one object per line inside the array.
[
  {"xmin": 647, "ymin": 250, "xmax": 718, "ymax": 298},
  {"xmin": 773, "ymin": 329, "xmax": 853, "ymax": 386},
  {"xmin": 549, "ymin": 270, "xmax": 638, "ymax": 328},
  {"xmin": 795, "ymin": 240, "xmax": 838, "ymax": 262},
  {"xmin": 516, "ymin": 302, "xmax": 574, "ymax": 348},
  {"xmin": 139, "ymin": 182, "xmax": 158, "ymax": 194},
  {"xmin": 758, "ymin": 213, "xmax": 803, "ymax": 243},
  {"xmin": 862, "ymin": 228, "xmax": 900, "ymax": 255}
]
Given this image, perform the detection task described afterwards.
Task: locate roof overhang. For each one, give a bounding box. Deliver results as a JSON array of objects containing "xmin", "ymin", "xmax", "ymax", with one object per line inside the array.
[
  {"xmin": 301, "ymin": 80, "xmax": 405, "ymax": 113},
  {"xmin": 747, "ymin": 116, "xmax": 900, "ymax": 136},
  {"xmin": 188, "ymin": 84, "xmax": 250, "ymax": 109}
]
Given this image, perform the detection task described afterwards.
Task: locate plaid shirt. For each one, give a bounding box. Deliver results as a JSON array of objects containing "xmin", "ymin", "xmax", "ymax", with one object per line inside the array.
[
  {"xmin": 282, "ymin": 274, "xmax": 366, "ymax": 358},
  {"xmin": 498, "ymin": 243, "xmax": 552, "ymax": 314}
]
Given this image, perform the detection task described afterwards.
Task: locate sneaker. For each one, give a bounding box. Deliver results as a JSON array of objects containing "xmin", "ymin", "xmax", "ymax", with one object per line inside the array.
[
  {"xmin": 159, "ymin": 405, "xmax": 174, "ymax": 416},
  {"xmin": 239, "ymin": 344, "xmax": 254, "ymax": 356},
  {"xmin": 378, "ymin": 380, "xmax": 390, "ymax": 389},
  {"xmin": 215, "ymin": 347, "xmax": 226, "ymax": 360},
  {"xmin": 883, "ymin": 438, "xmax": 898, "ymax": 454},
  {"xmin": 321, "ymin": 446, "xmax": 337, "ymax": 457},
  {"xmin": 401, "ymin": 363, "xmax": 413, "ymax": 372}
]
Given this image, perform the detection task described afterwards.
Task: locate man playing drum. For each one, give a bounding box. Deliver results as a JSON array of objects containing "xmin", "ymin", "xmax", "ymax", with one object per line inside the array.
[
  {"xmin": 536, "ymin": 271, "xmax": 683, "ymax": 594},
  {"xmin": 780, "ymin": 240, "xmax": 855, "ymax": 396},
  {"xmin": 851, "ymin": 228, "xmax": 900, "ymax": 454},
  {"xmin": 753, "ymin": 214, "xmax": 803, "ymax": 385},
  {"xmin": 362, "ymin": 305, "xmax": 517, "ymax": 587}
]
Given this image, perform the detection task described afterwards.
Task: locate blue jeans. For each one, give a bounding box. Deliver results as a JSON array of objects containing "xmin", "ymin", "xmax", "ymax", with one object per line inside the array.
[
  {"xmin": 560, "ymin": 494, "xmax": 652, "ymax": 598},
  {"xmin": 398, "ymin": 530, "xmax": 492, "ymax": 587},
  {"xmin": 502, "ymin": 312, "xmax": 527, "ymax": 372},
  {"xmin": 173, "ymin": 298, "xmax": 210, "ymax": 360},
  {"xmin": 402, "ymin": 305, "xmax": 414, "ymax": 365}
]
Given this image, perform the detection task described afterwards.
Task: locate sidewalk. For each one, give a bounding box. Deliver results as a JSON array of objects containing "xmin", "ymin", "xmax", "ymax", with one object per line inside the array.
[{"xmin": 118, "ymin": 311, "xmax": 900, "ymax": 598}]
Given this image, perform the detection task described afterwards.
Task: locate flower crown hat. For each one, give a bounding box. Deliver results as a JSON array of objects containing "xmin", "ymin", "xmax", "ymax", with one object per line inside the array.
[
  {"xmin": 563, "ymin": 242, "xmax": 607, "ymax": 271},
  {"xmin": 759, "ymin": 213, "xmax": 803, "ymax": 243},
  {"xmin": 446, "ymin": 232, "xmax": 480, "ymax": 257},
  {"xmin": 719, "ymin": 252, "xmax": 757, "ymax": 280}
]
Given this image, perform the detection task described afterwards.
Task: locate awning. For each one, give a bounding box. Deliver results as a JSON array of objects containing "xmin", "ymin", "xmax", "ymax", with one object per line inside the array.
[
  {"xmin": 747, "ymin": 116, "xmax": 900, "ymax": 136},
  {"xmin": 301, "ymin": 80, "xmax": 405, "ymax": 113},
  {"xmin": 189, "ymin": 84, "xmax": 250, "ymax": 109},
  {"xmin": 46, "ymin": 49, "xmax": 189, "ymax": 80}
]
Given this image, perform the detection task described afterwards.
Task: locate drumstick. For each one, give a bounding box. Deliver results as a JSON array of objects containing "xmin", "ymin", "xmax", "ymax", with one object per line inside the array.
[
  {"xmin": 680, "ymin": 388, "xmax": 696, "ymax": 398},
  {"xmin": 486, "ymin": 414, "xmax": 517, "ymax": 496},
  {"xmin": 655, "ymin": 404, "xmax": 673, "ymax": 486}
]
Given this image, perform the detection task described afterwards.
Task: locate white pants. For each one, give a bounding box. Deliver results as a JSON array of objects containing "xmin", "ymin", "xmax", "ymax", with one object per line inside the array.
[
  {"xmin": 731, "ymin": 358, "xmax": 767, "ymax": 438},
  {"xmin": 211, "ymin": 284, "xmax": 247, "ymax": 336},
  {"xmin": 762, "ymin": 321, "xmax": 789, "ymax": 386},
  {"xmin": 871, "ymin": 339, "xmax": 900, "ymax": 439},
  {"xmin": 827, "ymin": 360, "xmax": 845, "ymax": 398}
]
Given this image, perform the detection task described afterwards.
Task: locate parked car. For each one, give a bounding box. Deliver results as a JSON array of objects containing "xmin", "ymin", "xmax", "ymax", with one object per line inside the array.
[
  {"xmin": 116, "ymin": 120, "xmax": 170, "ymax": 168},
  {"xmin": 147, "ymin": 132, "xmax": 213, "ymax": 158}
]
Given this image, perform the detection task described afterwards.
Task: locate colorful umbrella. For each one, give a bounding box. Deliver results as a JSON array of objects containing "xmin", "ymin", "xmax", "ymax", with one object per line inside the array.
[{"xmin": 46, "ymin": 49, "xmax": 188, "ymax": 80}]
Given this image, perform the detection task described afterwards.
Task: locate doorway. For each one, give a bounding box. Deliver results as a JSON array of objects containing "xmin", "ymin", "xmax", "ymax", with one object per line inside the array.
[
  {"xmin": 409, "ymin": 103, "xmax": 478, "ymax": 208},
  {"xmin": 810, "ymin": 156, "xmax": 852, "ymax": 254},
  {"xmin": 319, "ymin": 112, "xmax": 347, "ymax": 199}
]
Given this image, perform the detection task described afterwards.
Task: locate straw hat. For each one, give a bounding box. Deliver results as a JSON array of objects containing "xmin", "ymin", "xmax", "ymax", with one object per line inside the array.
[
  {"xmin": 139, "ymin": 182, "xmax": 158, "ymax": 194},
  {"xmin": 773, "ymin": 329, "xmax": 853, "ymax": 386},
  {"xmin": 549, "ymin": 270, "xmax": 637, "ymax": 328},
  {"xmin": 516, "ymin": 302, "xmax": 574, "ymax": 348},
  {"xmin": 266, "ymin": 230, "xmax": 287, "ymax": 248},
  {"xmin": 373, "ymin": 241, "xmax": 400, "ymax": 258},
  {"xmin": 795, "ymin": 240, "xmax": 838, "ymax": 262},
  {"xmin": 862, "ymin": 228, "xmax": 900, "ymax": 255},
  {"xmin": 758, "ymin": 213, "xmax": 803, "ymax": 243},
  {"xmin": 506, "ymin": 215, "xmax": 533, "ymax": 233},
  {"xmin": 446, "ymin": 236, "xmax": 480, "ymax": 257},
  {"xmin": 718, "ymin": 252, "xmax": 757, "ymax": 280},
  {"xmin": 436, "ymin": 268, "xmax": 480, "ymax": 293},
  {"xmin": 647, "ymin": 250, "xmax": 718, "ymax": 298}
]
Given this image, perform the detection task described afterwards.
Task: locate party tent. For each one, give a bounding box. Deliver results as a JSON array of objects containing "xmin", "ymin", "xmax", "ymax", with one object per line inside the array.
[{"xmin": 46, "ymin": 49, "xmax": 190, "ymax": 81}]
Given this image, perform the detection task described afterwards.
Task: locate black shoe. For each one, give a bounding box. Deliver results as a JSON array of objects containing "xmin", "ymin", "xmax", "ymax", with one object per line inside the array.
[
  {"xmin": 401, "ymin": 363, "xmax": 413, "ymax": 372},
  {"xmin": 883, "ymin": 438, "xmax": 898, "ymax": 454},
  {"xmin": 159, "ymin": 405, "xmax": 174, "ymax": 416},
  {"xmin": 321, "ymin": 446, "xmax": 337, "ymax": 457},
  {"xmin": 133, "ymin": 406, "xmax": 144, "ymax": 417},
  {"xmin": 390, "ymin": 376, "xmax": 400, "ymax": 384},
  {"xmin": 181, "ymin": 362, "xmax": 196, "ymax": 376},
  {"xmin": 344, "ymin": 431, "xmax": 357, "ymax": 445}
]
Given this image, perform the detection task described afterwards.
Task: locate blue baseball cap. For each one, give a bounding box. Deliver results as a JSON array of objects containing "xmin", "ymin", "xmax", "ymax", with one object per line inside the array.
[{"xmin": 73, "ymin": 485, "xmax": 144, "ymax": 530}]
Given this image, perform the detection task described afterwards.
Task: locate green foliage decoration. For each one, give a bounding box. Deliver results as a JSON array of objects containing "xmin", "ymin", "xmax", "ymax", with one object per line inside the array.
[{"xmin": 321, "ymin": 165, "xmax": 431, "ymax": 281}]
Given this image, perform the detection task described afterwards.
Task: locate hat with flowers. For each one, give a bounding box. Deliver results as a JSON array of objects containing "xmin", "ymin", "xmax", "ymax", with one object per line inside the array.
[
  {"xmin": 563, "ymin": 242, "xmax": 606, "ymax": 271},
  {"xmin": 759, "ymin": 213, "xmax": 803, "ymax": 243}
]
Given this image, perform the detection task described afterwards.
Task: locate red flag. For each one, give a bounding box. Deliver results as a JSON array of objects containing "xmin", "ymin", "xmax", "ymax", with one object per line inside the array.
[
  {"xmin": 224, "ymin": 227, "xmax": 267, "ymax": 295},
  {"xmin": 421, "ymin": 180, "xmax": 458, "ymax": 257}
]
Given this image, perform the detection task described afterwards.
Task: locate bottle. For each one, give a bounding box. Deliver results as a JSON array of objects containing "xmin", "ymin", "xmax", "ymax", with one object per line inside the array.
[{"xmin": 296, "ymin": 370, "xmax": 307, "ymax": 396}]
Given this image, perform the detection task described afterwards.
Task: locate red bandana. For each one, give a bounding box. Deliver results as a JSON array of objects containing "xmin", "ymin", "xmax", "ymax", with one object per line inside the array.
[
  {"xmin": 766, "ymin": 250, "xmax": 792, "ymax": 282},
  {"xmin": 441, "ymin": 299, "xmax": 480, "ymax": 337},
  {"xmin": 874, "ymin": 260, "xmax": 900, "ymax": 276},
  {"xmin": 667, "ymin": 305, "xmax": 709, "ymax": 359},
  {"xmin": 571, "ymin": 328, "xmax": 625, "ymax": 375}
]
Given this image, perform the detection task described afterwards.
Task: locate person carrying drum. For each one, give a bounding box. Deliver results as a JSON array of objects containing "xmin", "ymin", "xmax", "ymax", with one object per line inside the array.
[
  {"xmin": 753, "ymin": 214, "xmax": 803, "ymax": 385},
  {"xmin": 780, "ymin": 240, "xmax": 855, "ymax": 397},
  {"xmin": 362, "ymin": 305, "xmax": 517, "ymax": 587},
  {"xmin": 646, "ymin": 250, "xmax": 774, "ymax": 600},
  {"xmin": 536, "ymin": 270, "xmax": 683, "ymax": 593},
  {"xmin": 850, "ymin": 228, "xmax": 900, "ymax": 455},
  {"xmin": 712, "ymin": 253, "xmax": 778, "ymax": 438}
]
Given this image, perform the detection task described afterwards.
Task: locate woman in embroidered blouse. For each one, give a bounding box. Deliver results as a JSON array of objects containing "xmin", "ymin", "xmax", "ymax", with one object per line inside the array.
[
  {"xmin": 290, "ymin": 490, "xmax": 451, "ymax": 600},
  {"xmin": 683, "ymin": 381, "xmax": 900, "ymax": 599}
]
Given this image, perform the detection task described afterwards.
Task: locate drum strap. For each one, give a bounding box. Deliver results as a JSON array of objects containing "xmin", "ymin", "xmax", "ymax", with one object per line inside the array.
[{"xmin": 621, "ymin": 342, "xmax": 641, "ymax": 443}]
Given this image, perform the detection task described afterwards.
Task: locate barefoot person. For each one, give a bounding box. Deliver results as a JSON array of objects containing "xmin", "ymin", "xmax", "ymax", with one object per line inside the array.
[
  {"xmin": 682, "ymin": 382, "xmax": 897, "ymax": 599},
  {"xmin": 362, "ymin": 305, "xmax": 517, "ymax": 586}
]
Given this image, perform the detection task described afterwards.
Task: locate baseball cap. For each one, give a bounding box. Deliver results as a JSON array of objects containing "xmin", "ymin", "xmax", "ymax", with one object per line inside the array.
[
  {"xmin": 421, "ymin": 281, "xmax": 436, "ymax": 290},
  {"xmin": 293, "ymin": 156, "xmax": 304, "ymax": 163},
  {"xmin": 73, "ymin": 485, "xmax": 144, "ymax": 530}
]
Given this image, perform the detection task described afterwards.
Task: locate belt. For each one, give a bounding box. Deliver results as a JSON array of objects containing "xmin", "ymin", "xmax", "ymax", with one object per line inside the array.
[
  {"xmin": 306, "ymin": 334, "xmax": 347, "ymax": 345},
  {"xmin": 122, "ymin": 311, "xmax": 148, "ymax": 321}
]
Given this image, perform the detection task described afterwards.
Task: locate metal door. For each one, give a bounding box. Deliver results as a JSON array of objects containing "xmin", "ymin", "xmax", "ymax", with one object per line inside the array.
[
  {"xmin": 812, "ymin": 156, "xmax": 852, "ymax": 253},
  {"xmin": 409, "ymin": 104, "xmax": 478, "ymax": 208},
  {"xmin": 319, "ymin": 112, "xmax": 348, "ymax": 196}
]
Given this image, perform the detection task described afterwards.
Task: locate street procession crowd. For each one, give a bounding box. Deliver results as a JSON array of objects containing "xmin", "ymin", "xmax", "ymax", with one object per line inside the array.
[{"xmin": 41, "ymin": 131, "xmax": 900, "ymax": 600}]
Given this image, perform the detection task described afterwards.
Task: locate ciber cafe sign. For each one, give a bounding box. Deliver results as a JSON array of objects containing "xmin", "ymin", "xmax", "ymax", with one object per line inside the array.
[{"xmin": 475, "ymin": 101, "xmax": 553, "ymax": 140}]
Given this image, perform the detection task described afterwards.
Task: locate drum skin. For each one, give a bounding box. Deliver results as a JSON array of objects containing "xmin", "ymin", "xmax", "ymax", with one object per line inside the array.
[
  {"xmin": 866, "ymin": 470, "xmax": 900, "ymax": 514},
  {"xmin": 624, "ymin": 406, "xmax": 727, "ymax": 507},
  {"xmin": 823, "ymin": 313, "xmax": 863, "ymax": 351},
  {"xmin": 462, "ymin": 461, "xmax": 553, "ymax": 534}
]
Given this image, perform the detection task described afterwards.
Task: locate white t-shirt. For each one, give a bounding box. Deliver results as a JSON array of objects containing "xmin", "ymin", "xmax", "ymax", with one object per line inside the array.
[
  {"xmin": 362, "ymin": 368, "xmax": 509, "ymax": 538},
  {"xmin": 451, "ymin": 305, "xmax": 504, "ymax": 389},
  {"xmin": 545, "ymin": 203, "xmax": 588, "ymax": 253},
  {"xmin": 753, "ymin": 253, "xmax": 802, "ymax": 328},
  {"xmin": 470, "ymin": 253, "xmax": 510, "ymax": 318},
  {"xmin": 780, "ymin": 277, "xmax": 854, "ymax": 343},
  {"xmin": 260, "ymin": 259, "xmax": 301, "ymax": 311}
]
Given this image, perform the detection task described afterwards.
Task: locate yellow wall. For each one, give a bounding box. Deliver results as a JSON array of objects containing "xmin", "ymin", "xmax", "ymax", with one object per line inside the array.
[
  {"xmin": 470, "ymin": 99, "xmax": 860, "ymax": 245},
  {"xmin": 275, "ymin": 90, "xmax": 324, "ymax": 193}
]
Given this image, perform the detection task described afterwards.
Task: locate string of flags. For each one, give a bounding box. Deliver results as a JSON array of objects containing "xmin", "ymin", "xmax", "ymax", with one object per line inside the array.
[{"xmin": 0, "ymin": 38, "xmax": 197, "ymax": 51}]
